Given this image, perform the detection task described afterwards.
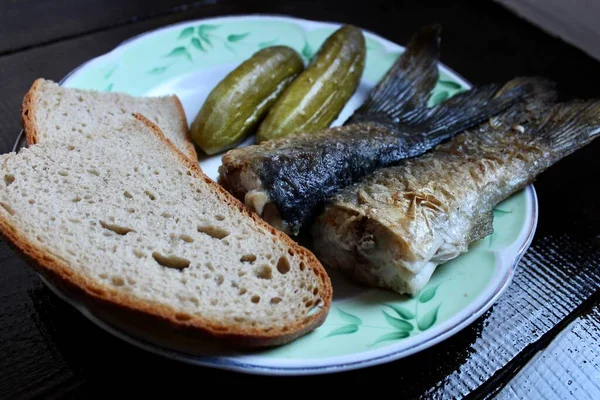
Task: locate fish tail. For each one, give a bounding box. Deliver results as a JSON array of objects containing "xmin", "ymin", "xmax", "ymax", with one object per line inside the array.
[
  {"xmin": 402, "ymin": 79, "xmax": 532, "ymax": 152},
  {"xmin": 345, "ymin": 24, "xmax": 441, "ymax": 124},
  {"xmin": 535, "ymin": 99, "xmax": 600, "ymax": 157},
  {"xmin": 494, "ymin": 76, "xmax": 557, "ymax": 102}
]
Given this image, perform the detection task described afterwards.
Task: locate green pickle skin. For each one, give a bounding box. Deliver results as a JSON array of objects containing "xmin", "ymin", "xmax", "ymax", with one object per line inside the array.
[
  {"xmin": 256, "ymin": 25, "xmax": 366, "ymax": 142},
  {"xmin": 190, "ymin": 46, "xmax": 304, "ymax": 155}
]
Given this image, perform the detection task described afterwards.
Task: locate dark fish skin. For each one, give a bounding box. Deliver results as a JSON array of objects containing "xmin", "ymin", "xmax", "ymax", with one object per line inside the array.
[
  {"xmin": 311, "ymin": 78, "xmax": 600, "ymax": 295},
  {"xmin": 218, "ymin": 26, "xmax": 530, "ymax": 235},
  {"xmin": 220, "ymin": 84, "xmax": 528, "ymax": 236}
]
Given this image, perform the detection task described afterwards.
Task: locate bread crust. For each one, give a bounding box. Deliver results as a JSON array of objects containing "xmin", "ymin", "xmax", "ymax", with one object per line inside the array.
[
  {"xmin": 20, "ymin": 78, "xmax": 42, "ymax": 146},
  {"xmin": 169, "ymin": 94, "xmax": 199, "ymax": 162},
  {"xmin": 0, "ymin": 113, "xmax": 332, "ymax": 349},
  {"xmin": 20, "ymin": 78, "xmax": 198, "ymax": 162}
]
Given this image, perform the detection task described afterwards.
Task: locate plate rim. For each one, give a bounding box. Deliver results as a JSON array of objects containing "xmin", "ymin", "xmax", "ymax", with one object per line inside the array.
[{"xmin": 14, "ymin": 13, "xmax": 539, "ymax": 375}]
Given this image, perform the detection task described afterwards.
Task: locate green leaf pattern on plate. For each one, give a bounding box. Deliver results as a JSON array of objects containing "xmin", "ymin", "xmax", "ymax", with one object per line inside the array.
[
  {"xmin": 430, "ymin": 90, "xmax": 449, "ymax": 106},
  {"xmin": 323, "ymin": 308, "xmax": 363, "ymax": 338},
  {"xmin": 382, "ymin": 311, "xmax": 414, "ymax": 331},
  {"xmin": 151, "ymin": 25, "xmax": 261, "ymax": 74},
  {"xmin": 384, "ymin": 304, "xmax": 415, "ymax": 320},
  {"xmin": 419, "ymin": 284, "xmax": 439, "ymax": 303},
  {"xmin": 178, "ymin": 27, "xmax": 195, "ymax": 39},
  {"xmin": 372, "ymin": 331, "xmax": 410, "ymax": 345},
  {"xmin": 438, "ymin": 79, "xmax": 463, "ymax": 90},
  {"xmin": 301, "ymin": 40, "xmax": 313, "ymax": 61},
  {"xmin": 191, "ymin": 37, "xmax": 204, "ymax": 52},
  {"xmin": 324, "ymin": 285, "xmax": 443, "ymax": 345},
  {"xmin": 417, "ymin": 305, "xmax": 441, "ymax": 331},
  {"xmin": 324, "ymin": 324, "xmax": 360, "ymax": 338},
  {"xmin": 338, "ymin": 308, "xmax": 363, "ymax": 325},
  {"xmin": 227, "ymin": 32, "xmax": 250, "ymax": 42}
]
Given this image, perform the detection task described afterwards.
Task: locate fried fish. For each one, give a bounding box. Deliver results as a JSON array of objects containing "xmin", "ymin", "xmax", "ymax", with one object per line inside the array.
[
  {"xmin": 311, "ymin": 78, "xmax": 600, "ymax": 295},
  {"xmin": 218, "ymin": 25, "xmax": 529, "ymax": 236}
]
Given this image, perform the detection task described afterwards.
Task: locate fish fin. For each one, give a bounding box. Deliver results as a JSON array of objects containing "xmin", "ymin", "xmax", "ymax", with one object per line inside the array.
[
  {"xmin": 534, "ymin": 99, "xmax": 600, "ymax": 158},
  {"xmin": 495, "ymin": 76, "xmax": 557, "ymax": 101},
  {"xmin": 345, "ymin": 24, "xmax": 441, "ymax": 125},
  {"xmin": 467, "ymin": 211, "xmax": 494, "ymax": 243},
  {"xmin": 488, "ymin": 77, "xmax": 558, "ymax": 127},
  {"xmin": 401, "ymin": 80, "xmax": 531, "ymax": 155}
]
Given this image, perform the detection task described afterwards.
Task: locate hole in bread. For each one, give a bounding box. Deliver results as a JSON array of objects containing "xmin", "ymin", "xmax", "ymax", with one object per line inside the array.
[
  {"xmin": 58, "ymin": 170, "xmax": 69, "ymax": 177},
  {"xmin": 111, "ymin": 276, "xmax": 125, "ymax": 286},
  {"xmin": 152, "ymin": 252, "xmax": 190, "ymax": 270},
  {"xmin": 215, "ymin": 274, "xmax": 224, "ymax": 285},
  {"xmin": 123, "ymin": 191, "xmax": 133, "ymax": 199},
  {"xmin": 299, "ymin": 262, "xmax": 306, "ymax": 271},
  {"xmin": 240, "ymin": 254, "xmax": 256, "ymax": 263},
  {"xmin": 211, "ymin": 299, "xmax": 218, "ymax": 306},
  {"xmin": 144, "ymin": 190, "xmax": 156, "ymax": 201},
  {"xmin": 288, "ymin": 249, "xmax": 295, "ymax": 256},
  {"xmin": 100, "ymin": 220, "xmax": 134, "ymax": 235},
  {"xmin": 28, "ymin": 199, "xmax": 35, "ymax": 204},
  {"xmin": 238, "ymin": 288, "xmax": 247, "ymax": 296},
  {"xmin": 255, "ymin": 265, "xmax": 272, "ymax": 280},
  {"xmin": 180, "ymin": 234, "xmax": 194, "ymax": 243},
  {"xmin": 206, "ymin": 263, "xmax": 215, "ymax": 272},
  {"xmin": 1, "ymin": 202, "xmax": 15, "ymax": 215},
  {"xmin": 175, "ymin": 313, "xmax": 192, "ymax": 321},
  {"xmin": 87, "ymin": 169, "xmax": 100, "ymax": 176},
  {"xmin": 72, "ymin": 196, "xmax": 82, "ymax": 203},
  {"xmin": 215, "ymin": 215, "xmax": 225, "ymax": 221},
  {"xmin": 197, "ymin": 225, "xmax": 229, "ymax": 239},
  {"xmin": 313, "ymin": 288, "xmax": 319, "ymax": 295},
  {"xmin": 277, "ymin": 257, "xmax": 290, "ymax": 274},
  {"xmin": 161, "ymin": 211, "xmax": 173, "ymax": 218},
  {"xmin": 270, "ymin": 297, "xmax": 282, "ymax": 304},
  {"xmin": 99, "ymin": 273, "xmax": 108, "ymax": 279},
  {"xmin": 305, "ymin": 300, "xmax": 314, "ymax": 308},
  {"xmin": 251, "ymin": 295, "xmax": 261, "ymax": 304},
  {"xmin": 238, "ymin": 271, "xmax": 247, "ymax": 277},
  {"xmin": 234, "ymin": 316, "xmax": 245, "ymax": 323},
  {"xmin": 4, "ymin": 174, "xmax": 15, "ymax": 186}
]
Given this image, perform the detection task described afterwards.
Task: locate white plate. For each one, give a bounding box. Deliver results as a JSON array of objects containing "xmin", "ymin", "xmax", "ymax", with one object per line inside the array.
[{"xmin": 14, "ymin": 15, "xmax": 538, "ymax": 375}]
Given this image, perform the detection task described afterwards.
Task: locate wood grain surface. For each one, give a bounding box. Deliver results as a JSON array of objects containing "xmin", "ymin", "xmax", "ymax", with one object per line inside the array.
[{"xmin": 0, "ymin": 1, "xmax": 598, "ymax": 399}]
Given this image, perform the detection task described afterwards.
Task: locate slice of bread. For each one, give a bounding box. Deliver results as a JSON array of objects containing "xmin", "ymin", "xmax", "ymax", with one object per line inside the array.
[
  {"xmin": 21, "ymin": 78, "xmax": 198, "ymax": 161},
  {"xmin": 0, "ymin": 114, "xmax": 331, "ymax": 348}
]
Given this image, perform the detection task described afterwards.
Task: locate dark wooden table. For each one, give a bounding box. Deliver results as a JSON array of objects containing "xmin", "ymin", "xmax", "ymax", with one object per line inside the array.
[{"xmin": 1, "ymin": 1, "xmax": 599, "ymax": 398}]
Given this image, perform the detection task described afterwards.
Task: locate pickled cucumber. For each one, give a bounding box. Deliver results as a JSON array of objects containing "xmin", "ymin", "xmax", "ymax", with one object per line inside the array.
[
  {"xmin": 190, "ymin": 46, "xmax": 304, "ymax": 155},
  {"xmin": 256, "ymin": 25, "xmax": 366, "ymax": 142}
]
